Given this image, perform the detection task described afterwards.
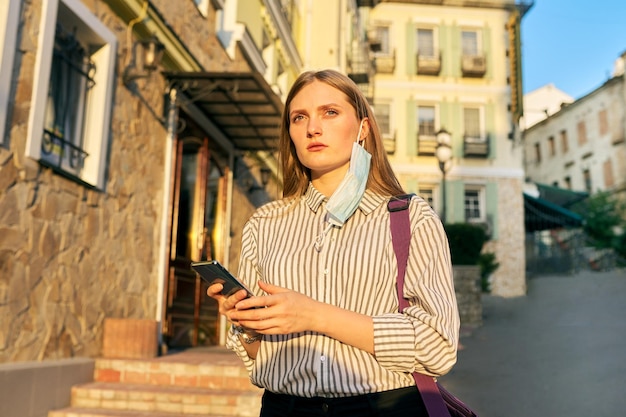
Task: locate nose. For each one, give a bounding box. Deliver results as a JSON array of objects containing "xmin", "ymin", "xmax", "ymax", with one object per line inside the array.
[{"xmin": 306, "ymin": 117, "xmax": 322, "ymax": 138}]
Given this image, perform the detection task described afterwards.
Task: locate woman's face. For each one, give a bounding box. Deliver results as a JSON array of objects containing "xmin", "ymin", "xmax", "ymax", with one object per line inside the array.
[{"xmin": 288, "ymin": 80, "xmax": 368, "ymax": 182}]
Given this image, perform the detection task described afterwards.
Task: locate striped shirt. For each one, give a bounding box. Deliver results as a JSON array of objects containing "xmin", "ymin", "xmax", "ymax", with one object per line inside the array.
[{"xmin": 226, "ymin": 184, "xmax": 459, "ymax": 397}]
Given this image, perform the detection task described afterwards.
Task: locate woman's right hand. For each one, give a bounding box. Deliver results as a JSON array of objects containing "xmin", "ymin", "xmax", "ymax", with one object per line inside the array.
[{"xmin": 206, "ymin": 283, "xmax": 251, "ymax": 325}]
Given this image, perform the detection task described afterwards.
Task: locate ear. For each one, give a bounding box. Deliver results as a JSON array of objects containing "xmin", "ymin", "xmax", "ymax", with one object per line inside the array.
[{"xmin": 359, "ymin": 118, "xmax": 371, "ymax": 141}]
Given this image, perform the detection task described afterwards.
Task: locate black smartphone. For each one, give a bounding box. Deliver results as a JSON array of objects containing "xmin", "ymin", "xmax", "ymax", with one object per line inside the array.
[{"xmin": 191, "ymin": 260, "xmax": 254, "ymax": 297}]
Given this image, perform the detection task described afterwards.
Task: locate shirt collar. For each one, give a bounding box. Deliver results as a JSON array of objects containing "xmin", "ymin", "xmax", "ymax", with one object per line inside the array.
[{"xmin": 303, "ymin": 183, "xmax": 387, "ymax": 216}]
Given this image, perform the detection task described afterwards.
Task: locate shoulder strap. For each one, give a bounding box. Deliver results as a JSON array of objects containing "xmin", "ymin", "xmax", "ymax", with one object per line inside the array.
[{"xmin": 388, "ymin": 195, "xmax": 451, "ymax": 417}]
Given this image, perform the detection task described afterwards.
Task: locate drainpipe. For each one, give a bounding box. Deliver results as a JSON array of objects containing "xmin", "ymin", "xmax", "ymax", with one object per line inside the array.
[{"xmin": 155, "ymin": 87, "xmax": 179, "ymax": 347}]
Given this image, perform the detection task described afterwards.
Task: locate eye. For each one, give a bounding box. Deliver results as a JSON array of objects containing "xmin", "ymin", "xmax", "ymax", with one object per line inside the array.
[
  {"xmin": 325, "ymin": 108, "xmax": 339, "ymax": 116},
  {"xmin": 291, "ymin": 114, "xmax": 305, "ymax": 123}
]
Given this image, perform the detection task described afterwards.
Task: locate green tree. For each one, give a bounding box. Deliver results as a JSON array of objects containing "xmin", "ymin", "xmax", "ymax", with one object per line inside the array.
[{"xmin": 572, "ymin": 191, "xmax": 626, "ymax": 257}]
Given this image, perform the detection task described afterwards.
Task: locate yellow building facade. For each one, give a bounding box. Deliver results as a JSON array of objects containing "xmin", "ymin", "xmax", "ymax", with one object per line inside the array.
[{"xmin": 364, "ymin": 0, "xmax": 531, "ymax": 297}]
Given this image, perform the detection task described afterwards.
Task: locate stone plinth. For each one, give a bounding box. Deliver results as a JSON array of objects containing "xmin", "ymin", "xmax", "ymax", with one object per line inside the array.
[{"xmin": 102, "ymin": 319, "xmax": 158, "ymax": 359}]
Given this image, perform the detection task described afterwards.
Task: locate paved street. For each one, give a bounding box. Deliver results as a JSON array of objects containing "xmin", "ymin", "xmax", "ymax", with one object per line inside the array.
[{"xmin": 438, "ymin": 269, "xmax": 626, "ymax": 417}]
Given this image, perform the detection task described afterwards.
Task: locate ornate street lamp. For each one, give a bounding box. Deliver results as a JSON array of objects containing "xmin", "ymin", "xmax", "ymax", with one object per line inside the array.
[{"xmin": 435, "ymin": 128, "xmax": 452, "ymax": 224}]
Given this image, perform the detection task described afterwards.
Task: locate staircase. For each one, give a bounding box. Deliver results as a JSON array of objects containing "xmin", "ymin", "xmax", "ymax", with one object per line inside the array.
[{"xmin": 48, "ymin": 348, "xmax": 263, "ymax": 417}]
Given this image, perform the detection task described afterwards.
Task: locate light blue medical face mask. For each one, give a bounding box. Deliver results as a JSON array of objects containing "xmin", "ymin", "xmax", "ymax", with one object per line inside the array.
[{"xmin": 325, "ymin": 119, "xmax": 372, "ymax": 227}]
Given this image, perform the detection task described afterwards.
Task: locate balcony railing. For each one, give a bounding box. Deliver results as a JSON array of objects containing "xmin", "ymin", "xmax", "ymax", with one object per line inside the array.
[
  {"xmin": 383, "ymin": 130, "xmax": 396, "ymax": 154},
  {"xmin": 417, "ymin": 134, "xmax": 438, "ymax": 156},
  {"xmin": 374, "ymin": 50, "xmax": 396, "ymax": 74},
  {"xmin": 417, "ymin": 52, "xmax": 441, "ymax": 76},
  {"xmin": 461, "ymin": 54, "xmax": 487, "ymax": 77},
  {"xmin": 463, "ymin": 134, "xmax": 490, "ymax": 158}
]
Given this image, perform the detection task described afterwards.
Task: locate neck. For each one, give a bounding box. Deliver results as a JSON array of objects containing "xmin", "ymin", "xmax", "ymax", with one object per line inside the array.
[{"xmin": 311, "ymin": 167, "xmax": 348, "ymax": 197}]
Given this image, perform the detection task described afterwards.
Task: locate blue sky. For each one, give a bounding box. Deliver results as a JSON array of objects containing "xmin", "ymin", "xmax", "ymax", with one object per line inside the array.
[{"xmin": 522, "ymin": 0, "xmax": 626, "ymax": 99}]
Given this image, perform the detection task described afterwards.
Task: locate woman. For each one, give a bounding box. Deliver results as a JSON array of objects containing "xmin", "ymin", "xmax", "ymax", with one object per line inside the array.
[{"xmin": 207, "ymin": 69, "xmax": 459, "ymax": 416}]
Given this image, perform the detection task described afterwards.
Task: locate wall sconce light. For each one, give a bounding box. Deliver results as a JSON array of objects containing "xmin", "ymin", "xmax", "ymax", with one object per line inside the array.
[{"xmin": 123, "ymin": 34, "xmax": 165, "ymax": 86}]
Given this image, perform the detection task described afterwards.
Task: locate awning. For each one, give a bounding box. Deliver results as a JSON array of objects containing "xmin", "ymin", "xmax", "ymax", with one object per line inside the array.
[
  {"xmin": 165, "ymin": 72, "xmax": 284, "ymax": 151},
  {"xmin": 534, "ymin": 182, "xmax": 588, "ymax": 208},
  {"xmin": 524, "ymin": 192, "xmax": 584, "ymax": 232}
]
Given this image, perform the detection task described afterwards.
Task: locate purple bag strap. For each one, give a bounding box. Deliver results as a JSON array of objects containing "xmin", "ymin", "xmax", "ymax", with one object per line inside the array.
[{"xmin": 388, "ymin": 195, "xmax": 451, "ymax": 417}]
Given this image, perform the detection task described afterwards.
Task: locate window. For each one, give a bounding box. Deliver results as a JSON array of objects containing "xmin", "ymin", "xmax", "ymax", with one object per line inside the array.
[
  {"xmin": 461, "ymin": 30, "xmax": 479, "ymax": 56},
  {"xmin": 194, "ymin": 0, "xmax": 210, "ymax": 17},
  {"xmin": 463, "ymin": 107, "xmax": 482, "ymax": 141},
  {"xmin": 534, "ymin": 142, "xmax": 541, "ymax": 164},
  {"xmin": 560, "ymin": 129, "xmax": 568, "ymax": 153},
  {"xmin": 598, "ymin": 109, "xmax": 608, "ymax": 136},
  {"xmin": 418, "ymin": 105, "xmax": 436, "ymax": 137},
  {"xmin": 0, "ymin": 0, "xmax": 21, "ymax": 145},
  {"xmin": 564, "ymin": 176, "xmax": 572, "ymax": 190},
  {"xmin": 603, "ymin": 159, "xmax": 614, "ymax": 188},
  {"xmin": 548, "ymin": 136, "xmax": 555, "ymax": 156},
  {"xmin": 464, "ymin": 187, "xmax": 484, "ymax": 221},
  {"xmin": 577, "ymin": 121, "xmax": 587, "ymax": 145},
  {"xmin": 583, "ymin": 169, "xmax": 592, "ymax": 193},
  {"xmin": 373, "ymin": 26, "xmax": 391, "ymax": 56},
  {"xmin": 25, "ymin": 0, "xmax": 117, "ymax": 189},
  {"xmin": 417, "ymin": 28, "xmax": 435, "ymax": 57},
  {"xmin": 374, "ymin": 102, "xmax": 391, "ymax": 137},
  {"xmin": 419, "ymin": 188, "xmax": 434, "ymax": 208}
]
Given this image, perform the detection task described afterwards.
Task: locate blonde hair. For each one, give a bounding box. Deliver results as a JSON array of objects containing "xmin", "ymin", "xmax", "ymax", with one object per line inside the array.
[{"xmin": 279, "ymin": 69, "xmax": 404, "ymax": 198}]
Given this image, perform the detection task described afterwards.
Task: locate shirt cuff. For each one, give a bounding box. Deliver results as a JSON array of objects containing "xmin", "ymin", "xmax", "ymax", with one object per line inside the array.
[{"xmin": 372, "ymin": 313, "xmax": 416, "ymax": 372}]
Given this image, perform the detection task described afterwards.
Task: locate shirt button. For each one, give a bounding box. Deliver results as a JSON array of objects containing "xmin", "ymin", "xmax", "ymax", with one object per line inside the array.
[
  {"xmin": 320, "ymin": 355, "xmax": 326, "ymax": 362},
  {"xmin": 323, "ymin": 269, "xmax": 329, "ymax": 275}
]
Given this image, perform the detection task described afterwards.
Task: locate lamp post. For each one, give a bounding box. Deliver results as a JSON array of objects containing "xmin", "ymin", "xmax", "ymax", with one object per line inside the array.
[{"xmin": 435, "ymin": 128, "xmax": 452, "ymax": 224}]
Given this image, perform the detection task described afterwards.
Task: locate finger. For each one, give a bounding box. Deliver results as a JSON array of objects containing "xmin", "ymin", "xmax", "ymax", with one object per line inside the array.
[
  {"xmin": 257, "ymin": 280, "xmax": 289, "ymax": 294},
  {"xmin": 207, "ymin": 283, "xmax": 224, "ymax": 297}
]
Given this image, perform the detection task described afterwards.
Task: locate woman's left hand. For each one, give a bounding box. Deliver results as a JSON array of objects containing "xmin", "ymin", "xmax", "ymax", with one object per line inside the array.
[{"xmin": 229, "ymin": 281, "xmax": 321, "ymax": 335}]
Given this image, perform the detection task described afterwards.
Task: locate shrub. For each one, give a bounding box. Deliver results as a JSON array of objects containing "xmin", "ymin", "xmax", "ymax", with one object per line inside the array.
[
  {"xmin": 444, "ymin": 223, "xmax": 488, "ymax": 265},
  {"xmin": 477, "ymin": 252, "xmax": 499, "ymax": 293}
]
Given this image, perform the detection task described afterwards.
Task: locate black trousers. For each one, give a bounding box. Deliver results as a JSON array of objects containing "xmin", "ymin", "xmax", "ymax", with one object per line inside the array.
[{"xmin": 259, "ymin": 386, "xmax": 428, "ymax": 417}]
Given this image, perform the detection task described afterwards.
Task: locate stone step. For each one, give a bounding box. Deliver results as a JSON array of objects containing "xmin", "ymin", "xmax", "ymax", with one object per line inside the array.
[
  {"xmin": 48, "ymin": 407, "xmax": 236, "ymax": 417},
  {"xmin": 94, "ymin": 349, "xmax": 255, "ymax": 391},
  {"xmin": 67, "ymin": 382, "xmax": 262, "ymax": 416}
]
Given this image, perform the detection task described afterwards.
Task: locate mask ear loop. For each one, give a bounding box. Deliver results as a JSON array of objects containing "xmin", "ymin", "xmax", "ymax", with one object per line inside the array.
[{"xmin": 355, "ymin": 119, "xmax": 366, "ymax": 146}]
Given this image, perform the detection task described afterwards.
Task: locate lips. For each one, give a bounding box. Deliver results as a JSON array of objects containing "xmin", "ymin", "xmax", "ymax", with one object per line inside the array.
[{"xmin": 307, "ymin": 142, "xmax": 327, "ymax": 152}]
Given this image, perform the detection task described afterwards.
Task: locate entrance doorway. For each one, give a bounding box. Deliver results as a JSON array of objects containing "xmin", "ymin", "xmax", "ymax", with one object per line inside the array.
[{"xmin": 163, "ymin": 122, "xmax": 229, "ymax": 348}]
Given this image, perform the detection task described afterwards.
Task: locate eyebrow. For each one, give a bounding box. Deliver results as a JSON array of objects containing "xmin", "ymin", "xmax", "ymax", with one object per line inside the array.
[{"xmin": 289, "ymin": 102, "xmax": 344, "ymax": 117}]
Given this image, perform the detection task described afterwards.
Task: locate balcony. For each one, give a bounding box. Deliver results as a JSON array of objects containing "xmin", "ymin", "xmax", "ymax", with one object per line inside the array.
[
  {"xmin": 463, "ymin": 134, "xmax": 490, "ymax": 158},
  {"xmin": 374, "ymin": 50, "xmax": 396, "ymax": 74},
  {"xmin": 383, "ymin": 130, "xmax": 396, "ymax": 154},
  {"xmin": 416, "ymin": 52, "xmax": 441, "ymax": 76},
  {"xmin": 461, "ymin": 54, "xmax": 487, "ymax": 78},
  {"xmin": 417, "ymin": 134, "xmax": 438, "ymax": 156}
]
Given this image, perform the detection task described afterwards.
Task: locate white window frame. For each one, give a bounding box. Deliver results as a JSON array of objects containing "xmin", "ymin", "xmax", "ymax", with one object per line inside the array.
[
  {"xmin": 194, "ymin": 0, "xmax": 210, "ymax": 17},
  {"xmin": 0, "ymin": 0, "xmax": 21, "ymax": 145},
  {"xmin": 462, "ymin": 105, "xmax": 485, "ymax": 142},
  {"xmin": 461, "ymin": 29, "xmax": 482, "ymax": 56},
  {"xmin": 417, "ymin": 104, "xmax": 438, "ymax": 138},
  {"xmin": 416, "ymin": 27, "xmax": 438, "ymax": 58},
  {"xmin": 373, "ymin": 25, "xmax": 392, "ymax": 57},
  {"xmin": 25, "ymin": 0, "xmax": 117, "ymax": 189},
  {"xmin": 374, "ymin": 100, "xmax": 393, "ymax": 138},
  {"xmin": 464, "ymin": 185, "xmax": 486, "ymax": 222}
]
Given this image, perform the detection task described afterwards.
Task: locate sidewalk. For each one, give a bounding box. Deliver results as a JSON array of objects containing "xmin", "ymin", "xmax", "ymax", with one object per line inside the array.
[{"xmin": 438, "ymin": 269, "xmax": 626, "ymax": 417}]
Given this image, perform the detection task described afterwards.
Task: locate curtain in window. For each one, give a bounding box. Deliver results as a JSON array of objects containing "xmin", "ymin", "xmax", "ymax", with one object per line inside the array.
[
  {"xmin": 417, "ymin": 28, "xmax": 434, "ymax": 57},
  {"xmin": 461, "ymin": 31, "xmax": 478, "ymax": 56},
  {"xmin": 418, "ymin": 106, "xmax": 435, "ymax": 136},
  {"xmin": 463, "ymin": 107, "xmax": 481, "ymax": 139}
]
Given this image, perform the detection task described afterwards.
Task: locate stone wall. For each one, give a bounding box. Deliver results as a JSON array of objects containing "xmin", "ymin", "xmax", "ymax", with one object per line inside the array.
[
  {"xmin": 489, "ymin": 176, "xmax": 527, "ymax": 297},
  {"xmin": 453, "ymin": 265, "xmax": 482, "ymax": 326},
  {"xmin": 0, "ymin": 0, "xmax": 259, "ymax": 364}
]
